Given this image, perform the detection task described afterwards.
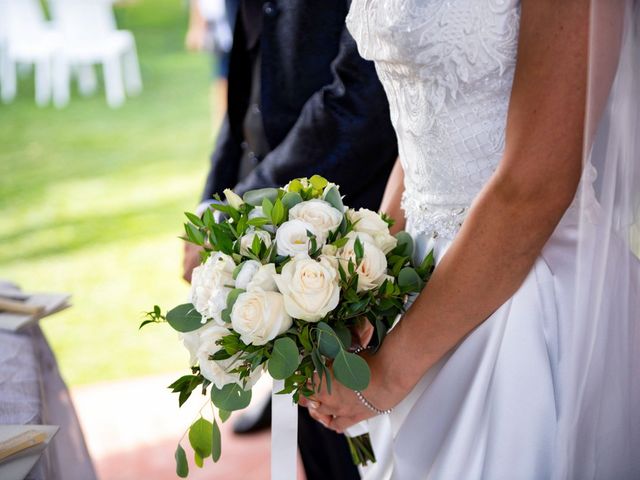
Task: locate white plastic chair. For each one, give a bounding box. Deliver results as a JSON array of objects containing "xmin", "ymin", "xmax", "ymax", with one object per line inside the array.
[
  {"xmin": 50, "ymin": 0, "xmax": 142, "ymax": 108},
  {"xmin": 0, "ymin": 0, "xmax": 63, "ymax": 106}
]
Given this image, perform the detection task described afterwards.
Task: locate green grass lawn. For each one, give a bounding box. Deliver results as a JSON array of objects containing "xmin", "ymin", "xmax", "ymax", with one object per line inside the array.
[{"xmin": 0, "ymin": 0, "xmax": 221, "ymax": 386}]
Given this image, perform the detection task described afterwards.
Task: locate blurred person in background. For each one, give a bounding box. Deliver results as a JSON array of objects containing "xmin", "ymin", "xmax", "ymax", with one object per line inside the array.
[
  {"xmin": 182, "ymin": 1, "xmax": 398, "ymax": 478},
  {"xmin": 185, "ymin": 0, "xmax": 238, "ymax": 113}
]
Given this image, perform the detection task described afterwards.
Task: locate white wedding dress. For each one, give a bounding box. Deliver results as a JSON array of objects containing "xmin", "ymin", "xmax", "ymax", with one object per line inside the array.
[{"xmin": 345, "ymin": 1, "xmax": 640, "ymax": 479}]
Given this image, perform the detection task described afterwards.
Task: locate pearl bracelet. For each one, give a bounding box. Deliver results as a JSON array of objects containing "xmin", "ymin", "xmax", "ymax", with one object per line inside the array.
[{"xmin": 352, "ymin": 345, "xmax": 393, "ymax": 415}]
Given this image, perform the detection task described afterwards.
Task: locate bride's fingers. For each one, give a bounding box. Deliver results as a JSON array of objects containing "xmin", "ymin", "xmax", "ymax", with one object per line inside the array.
[{"xmin": 307, "ymin": 405, "xmax": 333, "ymax": 429}]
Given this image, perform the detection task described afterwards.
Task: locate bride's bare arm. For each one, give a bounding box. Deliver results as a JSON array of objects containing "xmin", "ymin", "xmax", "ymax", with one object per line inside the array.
[
  {"xmin": 306, "ymin": 0, "xmax": 590, "ymax": 430},
  {"xmin": 379, "ymin": 159, "xmax": 406, "ymax": 234}
]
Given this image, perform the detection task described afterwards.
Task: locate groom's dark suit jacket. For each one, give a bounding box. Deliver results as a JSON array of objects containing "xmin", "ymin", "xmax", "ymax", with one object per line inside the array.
[
  {"xmin": 202, "ymin": 0, "xmax": 398, "ymax": 208},
  {"xmin": 200, "ymin": 1, "xmax": 398, "ymax": 479}
]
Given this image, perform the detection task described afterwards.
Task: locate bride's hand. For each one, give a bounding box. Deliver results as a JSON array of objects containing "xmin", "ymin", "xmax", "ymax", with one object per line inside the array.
[{"xmin": 300, "ymin": 352, "xmax": 398, "ymax": 433}]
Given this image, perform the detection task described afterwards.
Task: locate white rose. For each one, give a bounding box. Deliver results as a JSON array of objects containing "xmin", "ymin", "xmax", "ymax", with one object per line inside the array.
[
  {"xmin": 179, "ymin": 330, "xmax": 201, "ymax": 366},
  {"xmin": 234, "ymin": 260, "xmax": 261, "ymax": 290},
  {"xmin": 197, "ymin": 325, "xmax": 261, "ymax": 389},
  {"xmin": 179, "ymin": 321, "xmax": 230, "ymax": 366},
  {"xmin": 275, "ymin": 219, "xmax": 315, "ymax": 257},
  {"xmin": 247, "ymin": 264, "xmax": 278, "ymax": 292},
  {"xmin": 239, "ymin": 229, "xmax": 272, "ymax": 256},
  {"xmin": 289, "ymin": 199, "xmax": 343, "ymax": 245},
  {"xmin": 348, "ymin": 208, "xmax": 398, "ymax": 254},
  {"xmin": 274, "ymin": 257, "xmax": 340, "ymax": 322},
  {"xmin": 223, "ymin": 188, "xmax": 245, "ymax": 210},
  {"xmin": 318, "ymin": 244, "xmax": 339, "ymax": 270},
  {"xmin": 231, "ymin": 291, "xmax": 292, "ymax": 346},
  {"xmin": 340, "ymin": 233, "xmax": 388, "ymax": 292},
  {"xmin": 190, "ymin": 252, "xmax": 236, "ymax": 325}
]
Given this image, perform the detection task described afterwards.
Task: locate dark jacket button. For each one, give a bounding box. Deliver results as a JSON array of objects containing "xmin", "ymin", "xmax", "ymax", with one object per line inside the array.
[{"xmin": 263, "ymin": 2, "xmax": 278, "ymax": 17}]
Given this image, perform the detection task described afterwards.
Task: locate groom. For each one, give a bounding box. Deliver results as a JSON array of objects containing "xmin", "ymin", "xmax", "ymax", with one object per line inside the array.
[{"xmin": 183, "ymin": 0, "xmax": 398, "ymax": 478}]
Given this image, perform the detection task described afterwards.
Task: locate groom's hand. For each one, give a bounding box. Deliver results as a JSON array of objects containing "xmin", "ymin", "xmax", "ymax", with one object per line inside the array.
[{"xmin": 182, "ymin": 242, "xmax": 202, "ymax": 283}]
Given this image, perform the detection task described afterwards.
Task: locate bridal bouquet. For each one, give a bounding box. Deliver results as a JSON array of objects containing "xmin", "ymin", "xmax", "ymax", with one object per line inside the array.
[{"xmin": 142, "ymin": 175, "xmax": 433, "ymax": 477}]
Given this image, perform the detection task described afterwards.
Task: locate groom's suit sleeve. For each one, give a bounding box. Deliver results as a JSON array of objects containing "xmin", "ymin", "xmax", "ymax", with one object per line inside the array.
[
  {"xmin": 201, "ymin": 114, "xmax": 243, "ymax": 203},
  {"xmin": 232, "ymin": 27, "xmax": 398, "ymax": 202}
]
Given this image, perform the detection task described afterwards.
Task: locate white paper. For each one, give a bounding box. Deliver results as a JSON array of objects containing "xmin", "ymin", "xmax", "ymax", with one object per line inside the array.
[
  {"xmin": 0, "ymin": 293, "xmax": 71, "ymax": 332},
  {"xmin": 0, "ymin": 425, "xmax": 58, "ymax": 480}
]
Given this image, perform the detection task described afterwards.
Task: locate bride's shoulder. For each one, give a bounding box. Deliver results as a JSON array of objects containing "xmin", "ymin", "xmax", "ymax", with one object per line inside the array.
[{"xmin": 347, "ymin": 0, "xmax": 521, "ymax": 69}]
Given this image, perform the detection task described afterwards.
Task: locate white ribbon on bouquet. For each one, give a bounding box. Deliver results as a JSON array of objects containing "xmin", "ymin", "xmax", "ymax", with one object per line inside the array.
[{"xmin": 271, "ymin": 379, "xmax": 298, "ymax": 479}]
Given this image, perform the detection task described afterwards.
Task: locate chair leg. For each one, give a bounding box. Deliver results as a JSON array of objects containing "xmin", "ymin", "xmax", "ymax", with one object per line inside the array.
[
  {"xmin": 35, "ymin": 57, "xmax": 52, "ymax": 107},
  {"xmin": 53, "ymin": 56, "xmax": 70, "ymax": 108},
  {"xmin": 103, "ymin": 53, "xmax": 125, "ymax": 108},
  {"xmin": 1, "ymin": 55, "xmax": 17, "ymax": 104},
  {"xmin": 77, "ymin": 64, "xmax": 98, "ymax": 97},
  {"xmin": 123, "ymin": 46, "xmax": 142, "ymax": 96}
]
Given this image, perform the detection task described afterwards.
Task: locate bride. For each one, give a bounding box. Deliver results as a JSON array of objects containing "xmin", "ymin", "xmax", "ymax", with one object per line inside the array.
[{"xmin": 301, "ymin": 0, "xmax": 640, "ymax": 478}]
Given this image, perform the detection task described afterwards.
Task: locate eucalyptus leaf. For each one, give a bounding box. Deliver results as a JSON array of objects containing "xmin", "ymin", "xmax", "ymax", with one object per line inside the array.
[
  {"xmin": 189, "ymin": 417, "xmax": 213, "ymax": 460},
  {"xmin": 333, "ymin": 350, "xmax": 371, "ymax": 391},
  {"xmin": 282, "ymin": 191, "xmax": 303, "ymax": 210},
  {"xmin": 323, "ymin": 186, "xmax": 344, "ymax": 212},
  {"xmin": 393, "ymin": 231, "xmax": 414, "ymax": 258},
  {"xmin": 219, "ymin": 409, "xmax": 232, "ymax": 423},
  {"xmin": 317, "ymin": 322, "xmax": 342, "ymax": 358},
  {"xmin": 268, "ymin": 337, "xmax": 300, "ymax": 379},
  {"xmin": 194, "ymin": 451, "xmax": 204, "ymax": 468},
  {"xmin": 212, "ymin": 419, "xmax": 222, "ymax": 462},
  {"xmin": 211, "ymin": 383, "xmax": 252, "ymax": 411},
  {"xmin": 243, "ymin": 188, "xmax": 279, "ymax": 207},
  {"xmin": 397, "ymin": 267, "xmax": 424, "ymax": 292},
  {"xmin": 334, "ymin": 324, "xmax": 352, "ymax": 350},
  {"xmin": 175, "ymin": 444, "xmax": 189, "ymax": 478},
  {"xmin": 166, "ymin": 303, "xmax": 204, "ymax": 333}
]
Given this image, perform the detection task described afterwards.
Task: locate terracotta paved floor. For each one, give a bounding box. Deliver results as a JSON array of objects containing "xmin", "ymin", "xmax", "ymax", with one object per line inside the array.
[{"xmin": 71, "ymin": 374, "xmax": 305, "ymax": 480}]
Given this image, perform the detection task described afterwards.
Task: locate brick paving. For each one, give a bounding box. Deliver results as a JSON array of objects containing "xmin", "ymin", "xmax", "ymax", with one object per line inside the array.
[{"xmin": 71, "ymin": 373, "xmax": 305, "ymax": 480}]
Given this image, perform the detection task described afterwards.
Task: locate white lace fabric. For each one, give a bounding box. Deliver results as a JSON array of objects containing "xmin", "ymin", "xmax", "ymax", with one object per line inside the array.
[{"xmin": 347, "ymin": 0, "xmax": 521, "ymax": 238}]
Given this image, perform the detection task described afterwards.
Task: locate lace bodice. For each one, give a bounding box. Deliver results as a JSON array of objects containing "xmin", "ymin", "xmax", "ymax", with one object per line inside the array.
[{"xmin": 347, "ymin": 0, "xmax": 521, "ymax": 238}]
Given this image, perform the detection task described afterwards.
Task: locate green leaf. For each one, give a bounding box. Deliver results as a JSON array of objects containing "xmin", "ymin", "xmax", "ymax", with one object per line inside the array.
[
  {"xmin": 211, "ymin": 383, "xmax": 252, "ymax": 411},
  {"xmin": 138, "ymin": 319, "xmax": 157, "ymax": 329},
  {"xmin": 211, "ymin": 418, "xmax": 222, "ymax": 462},
  {"xmin": 185, "ymin": 223, "xmax": 205, "ymax": 246},
  {"xmin": 247, "ymin": 217, "xmax": 270, "ymax": 227},
  {"xmin": 228, "ymin": 288, "xmax": 245, "ymax": 309},
  {"xmin": 268, "ymin": 337, "xmax": 301, "ymax": 379},
  {"xmin": 281, "ymin": 191, "xmax": 303, "ymax": 210},
  {"xmin": 317, "ymin": 322, "xmax": 343, "ymax": 359},
  {"xmin": 333, "ymin": 350, "xmax": 371, "ymax": 391},
  {"xmin": 288, "ymin": 179, "xmax": 304, "ymax": 193},
  {"xmin": 416, "ymin": 249, "xmax": 435, "ymax": 277},
  {"xmin": 261, "ymin": 198, "xmax": 274, "ymax": 218},
  {"xmin": 334, "ymin": 324, "xmax": 352, "ymax": 350},
  {"xmin": 219, "ymin": 409, "xmax": 232, "ymax": 423},
  {"xmin": 310, "ymin": 174, "xmax": 328, "ymax": 190},
  {"xmin": 175, "ymin": 444, "xmax": 189, "ymax": 478},
  {"xmin": 185, "ymin": 211, "xmax": 204, "ymax": 227},
  {"xmin": 166, "ymin": 303, "xmax": 204, "ymax": 333},
  {"xmin": 397, "ymin": 267, "xmax": 424, "ymax": 292},
  {"xmin": 203, "ymin": 206, "xmax": 215, "ymax": 227},
  {"xmin": 393, "ymin": 231, "xmax": 414, "ymax": 258},
  {"xmin": 194, "ymin": 450, "xmax": 204, "ymax": 468},
  {"xmin": 323, "ymin": 185, "xmax": 344, "ymax": 212},
  {"xmin": 271, "ymin": 199, "xmax": 286, "ymax": 226},
  {"xmin": 354, "ymin": 237, "xmax": 364, "ymax": 264},
  {"xmin": 244, "ymin": 188, "xmax": 279, "ymax": 206},
  {"xmin": 189, "ymin": 417, "xmax": 213, "ymax": 461}
]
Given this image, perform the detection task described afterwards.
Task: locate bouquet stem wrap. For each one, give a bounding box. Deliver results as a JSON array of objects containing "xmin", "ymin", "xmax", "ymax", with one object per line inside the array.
[{"xmin": 271, "ymin": 379, "xmax": 298, "ymax": 480}]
